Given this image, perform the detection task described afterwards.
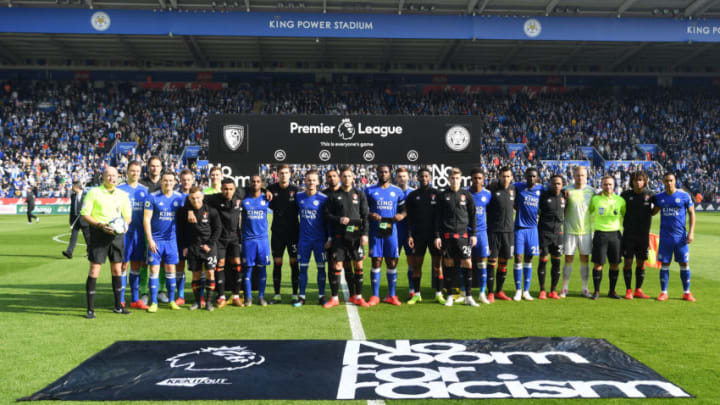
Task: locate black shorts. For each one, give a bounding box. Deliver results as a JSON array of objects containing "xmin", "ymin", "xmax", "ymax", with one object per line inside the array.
[
  {"xmin": 622, "ymin": 233, "xmax": 649, "ymax": 261},
  {"xmin": 442, "ymin": 235, "xmax": 472, "ymax": 260},
  {"xmin": 539, "ymin": 231, "xmax": 563, "ymax": 257},
  {"xmin": 88, "ymin": 227, "xmax": 124, "ymax": 264},
  {"xmin": 271, "ymin": 233, "xmax": 298, "ymax": 258},
  {"xmin": 217, "ymin": 239, "xmax": 242, "ymax": 262},
  {"xmin": 187, "ymin": 246, "xmax": 218, "ymax": 271},
  {"xmin": 489, "ymin": 232, "xmax": 514, "ymax": 259},
  {"xmin": 410, "ymin": 234, "xmax": 441, "ymax": 257},
  {"xmin": 331, "ymin": 236, "xmax": 365, "ymax": 262},
  {"xmin": 592, "ymin": 231, "xmax": 622, "ymax": 265}
]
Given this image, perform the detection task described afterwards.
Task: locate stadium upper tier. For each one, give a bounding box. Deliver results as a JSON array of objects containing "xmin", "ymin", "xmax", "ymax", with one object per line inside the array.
[{"xmin": 0, "ymin": 80, "xmax": 718, "ymax": 202}]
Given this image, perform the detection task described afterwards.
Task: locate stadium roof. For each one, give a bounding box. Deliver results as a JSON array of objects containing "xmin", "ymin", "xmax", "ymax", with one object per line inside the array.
[
  {"xmin": 1, "ymin": 0, "xmax": 720, "ymax": 75},
  {"xmin": 7, "ymin": 0, "xmax": 720, "ymax": 17}
]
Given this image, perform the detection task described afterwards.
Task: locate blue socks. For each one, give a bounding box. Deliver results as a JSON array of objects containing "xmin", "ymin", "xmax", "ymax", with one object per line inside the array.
[
  {"xmin": 244, "ymin": 267, "xmax": 253, "ymax": 300},
  {"xmin": 523, "ymin": 264, "xmax": 533, "ymax": 291},
  {"xmin": 149, "ymin": 273, "xmax": 159, "ymax": 304},
  {"xmin": 476, "ymin": 262, "xmax": 487, "ymax": 294},
  {"xmin": 129, "ymin": 270, "xmax": 140, "ymax": 302},
  {"xmin": 256, "ymin": 266, "xmax": 267, "ymax": 298},
  {"xmin": 120, "ymin": 271, "xmax": 127, "ymax": 303},
  {"xmin": 514, "ymin": 264, "xmax": 523, "ymax": 290},
  {"xmin": 371, "ymin": 268, "xmax": 381, "ymax": 297},
  {"xmin": 660, "ymin": 266, "xmax": 670, "ymax": 292},
  {"xmin": 680, "ymin": 268, "xmax": 691, "ymax": 292},
  {"xmin": 176, "ymin": 271, "xmax": 185, "ymax": 299},
  {"xmin": 299, "ymin": 263, "xmax": 309, "ymax": 296},
  {"xmin": 317, "ymin": 264, "xmax": 326, "ymax": 297},
  {"xmin": 165, "ymin": 272, "xmax": 176, "ymax": 302},
  {"xmin": 387, "ymin": 268, "xmax": 398, "ymax": 297}
]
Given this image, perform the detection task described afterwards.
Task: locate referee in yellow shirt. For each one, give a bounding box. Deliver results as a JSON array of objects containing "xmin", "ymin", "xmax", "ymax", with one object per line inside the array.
[
  {"xmin": 80, "ymin": 166, "xmax": 132, "ymax": 319},
  {"xmin": 588, "ymin": 175, "xmax": 626, "ymax": 300}
]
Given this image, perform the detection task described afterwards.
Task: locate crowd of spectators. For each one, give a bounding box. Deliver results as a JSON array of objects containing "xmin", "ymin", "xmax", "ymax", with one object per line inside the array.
[{"xmin": 1, "ymin": 80, "xmax": 718, "ymax": 202}]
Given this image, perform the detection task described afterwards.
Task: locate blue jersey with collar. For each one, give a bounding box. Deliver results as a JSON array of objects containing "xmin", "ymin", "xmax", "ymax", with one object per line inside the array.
[
  {"xmin": 514, "ymin": 182, "xmax": 543, "ymax": 229},
  {"xmin": 242, "ymin": 194, "xmax": 269, "ymax": 240},
  {"xmin": 297, "ymin": 191, "xmax": 328, "ymax": 242},
  {"xmin": 655, "ymin": 190, "xmax": 693, "ymax": 239},
  {"xmin": 117, "ymin": 182, "xmax": 148, "ymax": 231},
  {"xmin": 144, "ymin": 190, "xmax": 184, "ymax": 241},
  {"xmin": 365, "ymin": 183, "xmax": 406, "ymax": 237},
  {"xmin": 396, "ymin": 186, "xmax": 414, "ymax": 244},
  {"xmin": 470, "ymin": 188, "xmax": 492, "ymax": 233}
]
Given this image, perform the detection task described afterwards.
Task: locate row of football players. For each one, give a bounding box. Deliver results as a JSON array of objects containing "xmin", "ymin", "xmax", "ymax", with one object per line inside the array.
[{"xmin": 88, "ymin": 159, "xmax": 696, "ymax": 316}]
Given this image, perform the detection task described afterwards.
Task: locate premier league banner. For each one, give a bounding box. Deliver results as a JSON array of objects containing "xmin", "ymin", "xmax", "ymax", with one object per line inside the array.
[
  {"xmin": 208, "ymin": 115, "xmax": 480, "ymax": 185},
  {"xmin": 22, "ymin": 337, "xmax": 690, "ymax": 401}
]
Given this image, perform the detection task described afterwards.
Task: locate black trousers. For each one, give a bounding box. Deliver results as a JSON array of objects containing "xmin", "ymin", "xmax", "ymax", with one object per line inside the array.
[{"xmin": 66, "ymin": 219, "xmax": 91, "ymax": 256}]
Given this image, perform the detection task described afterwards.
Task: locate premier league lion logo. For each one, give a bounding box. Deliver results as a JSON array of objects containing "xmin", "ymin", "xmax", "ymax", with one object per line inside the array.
[
  {"xmin": 337, "ymin": 118, "xmax": 356, "ymax": 140},
  {"xmin": 166, "ymin": 345, "xmax": 265, "ymax": 372}
]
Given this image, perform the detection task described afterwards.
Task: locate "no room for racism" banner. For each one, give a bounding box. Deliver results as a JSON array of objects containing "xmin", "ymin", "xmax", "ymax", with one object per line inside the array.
[{"xmin": 22, "ymin": 337, "xmax": 690, "ymax": 401}]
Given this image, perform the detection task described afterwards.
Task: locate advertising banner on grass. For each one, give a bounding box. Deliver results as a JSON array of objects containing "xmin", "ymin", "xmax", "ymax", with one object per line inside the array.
[{"xmin": 22, "ymin": 337, "xmax": 691, "ymax": 401}]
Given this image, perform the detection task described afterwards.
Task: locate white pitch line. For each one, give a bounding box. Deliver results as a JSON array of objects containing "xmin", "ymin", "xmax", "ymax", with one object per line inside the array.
[
  {"xmin": 340, "ymin": 276, "xmax": 366, "ymax": 340},
  {"xmin": 52, "ymin": 232, "xmax": 86, "ymax": 246},
  {"xmin": 340, "ymin": 275, "xmax": 386, "ymax": 405}
]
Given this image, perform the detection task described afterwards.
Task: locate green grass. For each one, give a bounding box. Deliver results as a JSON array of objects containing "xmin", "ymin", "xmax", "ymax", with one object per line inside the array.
[{"xmin": 1, "ymin": 214, "xmax": 719, "ymax": 404}]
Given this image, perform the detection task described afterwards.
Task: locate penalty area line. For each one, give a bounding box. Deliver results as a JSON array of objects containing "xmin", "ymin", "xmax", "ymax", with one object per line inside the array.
[{"xmin": 52, "ymin": 232, "xmax": 86, "ymax": 246}]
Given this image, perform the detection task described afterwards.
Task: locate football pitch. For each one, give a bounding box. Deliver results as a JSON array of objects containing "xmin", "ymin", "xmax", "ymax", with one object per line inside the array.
[{"xmin": 1, "ymin": 213, "xmax": 719, "ymax": 404}]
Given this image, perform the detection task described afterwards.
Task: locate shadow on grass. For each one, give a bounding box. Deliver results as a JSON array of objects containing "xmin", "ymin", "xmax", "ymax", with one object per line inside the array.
[
  {"xmin": 0, "ymin": 284, "xmax": 112, "ymax": 316},
  {"xmin": 0, "ymin": 254, "xmax": 67, "ymax": 260}
]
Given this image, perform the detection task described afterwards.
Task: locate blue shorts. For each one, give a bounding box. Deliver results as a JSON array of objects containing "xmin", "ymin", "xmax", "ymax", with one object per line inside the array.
[
  {"xmin": 515, "ymin": 227, "xmax": 540, "ymax": 256},
  {"xmin": 397, "ymin": 222, "xmax": 411, "ymax": 255},
  {"xmin": 147, "ymin": 239, "xmax": 179, "ymax": 266},
  {"xmin": 298, "ymin": 239, "xmax": 326, "ymax": 264},
  {"xmin": 123, "ymin": 227, "xmax": 146, "ymax": 263},
  {"xmin": 243, "ymin": 237, "xmax": 271, "ymax": 267},
  {"xmin": 657, "ymin": 236, "xmax": 690, "ymax": 264},
  {"xmin": 472, "ymin": 231, "xmax": 490, "ymax": 258},
  {"xmin": 369, "ymin": 234, "xmax": 399, "ymax": 259}
]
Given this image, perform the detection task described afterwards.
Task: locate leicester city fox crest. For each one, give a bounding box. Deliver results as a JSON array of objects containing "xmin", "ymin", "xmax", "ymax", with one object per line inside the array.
[
  {"xmin": 166, "ymin": 345, "xmax": 265, "ymax": 372},
  {"xmin": 223, "ymin": 125, "xmax": 245, "ymax": 151}
]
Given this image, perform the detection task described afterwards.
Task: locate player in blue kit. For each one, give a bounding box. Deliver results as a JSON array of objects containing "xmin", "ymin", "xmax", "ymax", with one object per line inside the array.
[
  {"xmin": 241, "ymin": 175, "xmax": 271, "ymax": 307},
  {"xmin": 365, "ymin": 165, "xmax": 407, "ymax": 306},
  {"xmin": 118, "ymin": 161, "xmax": 149, "ymax": 310},
  {"xmin": 469, "ymin": 168, "xmax": 492, "ymax": 304},
  {"xmin": 512, "ymin": 168, "xmax": 543, "ymax": 301},
  {"xmin": 652, "ymin": 172, "xmax": 696, "ymax": 302},
  {"xmin": 394, "ymin": 167, "xmax": 415, "ymax": 297},
  {"xmin": 295, "ymin": 170, "xmax": 329, "ymax": 307},
  {"xmin": 143, "ymin": 171, "xmax": 185, "ymax": 312}
]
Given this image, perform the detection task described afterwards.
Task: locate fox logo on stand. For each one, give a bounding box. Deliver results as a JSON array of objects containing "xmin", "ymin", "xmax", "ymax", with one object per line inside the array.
[{"xmin": 166, "ymin": 346, "xmax": 265, "ymax": 372}]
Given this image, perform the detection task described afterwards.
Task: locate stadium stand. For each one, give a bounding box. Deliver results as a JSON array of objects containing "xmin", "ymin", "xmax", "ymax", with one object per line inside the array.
[{"xmin": 1, "ymin": 81, "xmax": 718, "ymax": 202}]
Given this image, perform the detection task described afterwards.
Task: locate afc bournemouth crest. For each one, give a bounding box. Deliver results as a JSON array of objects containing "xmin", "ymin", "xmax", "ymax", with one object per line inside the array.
[{"xmin": 223, "ymin": 125, "xmax": 245, "ymax": 151}]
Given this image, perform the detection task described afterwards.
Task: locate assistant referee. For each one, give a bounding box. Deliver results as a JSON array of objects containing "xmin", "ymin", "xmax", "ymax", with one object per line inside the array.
[{"xmin": 80, "ymin": 166, "xmax": 132, "ymax": 319}]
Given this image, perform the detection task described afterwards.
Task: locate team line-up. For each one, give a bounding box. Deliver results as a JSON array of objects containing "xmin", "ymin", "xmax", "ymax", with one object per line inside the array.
[{"xmin": 77, "ymin": 159, "xmax": 696, "ymax": 318}]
